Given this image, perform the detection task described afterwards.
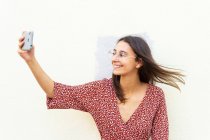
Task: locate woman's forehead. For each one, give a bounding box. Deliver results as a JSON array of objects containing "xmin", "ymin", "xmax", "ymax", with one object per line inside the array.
[{"xmin": 115, "ymin": 41, "xmax": 133, "ymax": 53}]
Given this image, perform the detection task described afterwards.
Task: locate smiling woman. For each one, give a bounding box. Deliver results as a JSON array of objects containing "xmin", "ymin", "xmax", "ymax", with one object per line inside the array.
[
  {"xmin": 112, "ymin": 36, "xmax": 185, "ymax": 103},
  {"xmin": 18, "ymin": 34, "xmax": 184, "ymax": 140}
]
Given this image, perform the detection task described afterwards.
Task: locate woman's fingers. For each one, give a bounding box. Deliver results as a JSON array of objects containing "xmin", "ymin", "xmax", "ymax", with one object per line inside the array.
[
  {"xmin": 18, "ymin": 33, "xmax": 25, "ymax": 49},
  {"xmin": 17, "ymin": 48, "xmax": 27, "ymax": 54},
  {"xmin": 18, "ymin": 41, "xmax": 24, "ymax": 49},
  {"xmin": 19, "ymin": 36, "xmax": 24, "ymax": 42}
]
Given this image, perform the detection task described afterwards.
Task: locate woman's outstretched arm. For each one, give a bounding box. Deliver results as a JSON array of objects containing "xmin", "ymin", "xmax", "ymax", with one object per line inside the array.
[{"xmin": 18, "ymin": 33, "xmax": 54, "ymax": 98}]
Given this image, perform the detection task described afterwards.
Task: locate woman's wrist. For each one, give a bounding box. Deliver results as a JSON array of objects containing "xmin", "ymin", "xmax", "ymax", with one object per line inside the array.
[{"xmin": 26, "ymin": 57, "xmax": 36, "ymax": 66}]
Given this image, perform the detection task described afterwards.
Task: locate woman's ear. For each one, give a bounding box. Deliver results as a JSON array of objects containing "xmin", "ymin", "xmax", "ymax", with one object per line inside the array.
[{"xmin": 136, "ymin": 58, "xmax": 143, "ymax": 68}]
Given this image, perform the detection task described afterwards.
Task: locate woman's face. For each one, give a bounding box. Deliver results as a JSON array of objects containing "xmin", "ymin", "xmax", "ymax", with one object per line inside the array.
[{"xmin": 111, "ymin": 41, "xmax": 142, "ymax": 76}]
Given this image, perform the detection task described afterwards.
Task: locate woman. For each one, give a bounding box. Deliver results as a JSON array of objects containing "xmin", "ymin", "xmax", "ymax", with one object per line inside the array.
[{"xmin": 18, "ymin": 34, "xmax": 185, "ymax": 140}]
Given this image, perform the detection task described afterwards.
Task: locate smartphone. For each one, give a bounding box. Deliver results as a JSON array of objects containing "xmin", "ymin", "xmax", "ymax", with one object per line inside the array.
[{"xmin": 22, "ymin": 31, "xmax": 34, "ymax": 51}]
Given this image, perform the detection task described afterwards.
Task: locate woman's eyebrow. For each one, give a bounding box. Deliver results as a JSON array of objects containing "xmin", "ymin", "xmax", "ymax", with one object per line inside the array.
[{"xmin": 113, "ymin": 49, "xmax": 127, "ymax": 53}]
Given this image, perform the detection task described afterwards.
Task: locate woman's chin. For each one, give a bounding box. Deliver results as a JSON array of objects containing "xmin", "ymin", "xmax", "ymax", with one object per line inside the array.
[{"xmin": 113, "ymin": 70, "xmax": 123, "ymax": 76}]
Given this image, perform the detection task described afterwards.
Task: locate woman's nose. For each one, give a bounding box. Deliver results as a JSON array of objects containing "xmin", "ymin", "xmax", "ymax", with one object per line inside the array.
[{"xmin": 112, "ymin": 54, "xmax": 120, "ymax": 61}]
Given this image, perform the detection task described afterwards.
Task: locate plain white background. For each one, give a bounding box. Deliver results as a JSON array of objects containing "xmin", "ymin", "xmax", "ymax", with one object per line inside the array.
[{"xmin": 0, "ymin": 0, "xmax": 210, "ymax": 139}]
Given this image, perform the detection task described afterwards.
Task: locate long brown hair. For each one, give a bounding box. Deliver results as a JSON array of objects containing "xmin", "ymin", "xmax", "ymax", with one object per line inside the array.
[{"xmin": 112, "ymin": 35, "xmax": 185, "ymax": 103}]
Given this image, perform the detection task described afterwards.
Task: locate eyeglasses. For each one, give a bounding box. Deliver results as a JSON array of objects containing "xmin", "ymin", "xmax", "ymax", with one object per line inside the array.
[{"xmin": 108, "ymin": 49, "xmax": 137, "ymax": 59}]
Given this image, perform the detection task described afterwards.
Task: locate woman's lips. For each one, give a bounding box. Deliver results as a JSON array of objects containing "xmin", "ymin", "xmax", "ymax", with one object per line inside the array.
[{"xmin": 113, "ymin": 64, "xmax": 122, "ymax": 69}]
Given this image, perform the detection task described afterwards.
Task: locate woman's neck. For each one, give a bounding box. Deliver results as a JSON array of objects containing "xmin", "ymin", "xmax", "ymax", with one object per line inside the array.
[{"xmin": 120, "ymin": 74, "xmax": 143, "ymax": 97}]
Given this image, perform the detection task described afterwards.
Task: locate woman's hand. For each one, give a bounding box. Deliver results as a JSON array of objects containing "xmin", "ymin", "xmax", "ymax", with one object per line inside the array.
[{"xmin": 17, "ymin": 33, "xmax": 35, "ymax": 63}]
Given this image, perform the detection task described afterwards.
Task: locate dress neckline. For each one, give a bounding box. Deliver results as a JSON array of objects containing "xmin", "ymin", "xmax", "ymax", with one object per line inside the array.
[{"xmin": 114, "ymin": 83, "xmax": 151, "ymax": 125}]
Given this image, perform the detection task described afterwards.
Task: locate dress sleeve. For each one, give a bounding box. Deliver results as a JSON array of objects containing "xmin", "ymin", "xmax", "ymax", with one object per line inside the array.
[
  {"xmin": 46, "ymin": 79, "xmax": 107, "ymax": 112},
  {"xmin": 151, "ymin": 89, "xmax": 169, "ymax": 140}
]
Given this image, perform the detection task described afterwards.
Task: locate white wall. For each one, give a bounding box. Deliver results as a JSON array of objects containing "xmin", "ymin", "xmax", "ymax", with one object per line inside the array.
[{"xmin": 1, "ymin": 0, "xmax": 210, "ymax": 139}]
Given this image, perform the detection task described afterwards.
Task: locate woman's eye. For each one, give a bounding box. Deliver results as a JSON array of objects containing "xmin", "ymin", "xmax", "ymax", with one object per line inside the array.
[{"xmin": 120, "ymin": 53, "xmax": 126, "ymax": 57}]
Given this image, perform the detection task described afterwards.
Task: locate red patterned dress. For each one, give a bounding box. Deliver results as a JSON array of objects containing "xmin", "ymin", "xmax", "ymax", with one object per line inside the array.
[{"xmin": 47, "ymin": 78, "xmax": 168, "ymax": 140}]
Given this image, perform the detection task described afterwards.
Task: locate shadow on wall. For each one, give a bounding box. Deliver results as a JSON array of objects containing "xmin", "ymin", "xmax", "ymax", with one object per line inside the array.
[
  {"xmin": 95, "ymin": 36, "xmax": 119, "ymax": 80},
  {"xmin": 94, "ymin": 33, "xmax": 152, "ymax": 80}
]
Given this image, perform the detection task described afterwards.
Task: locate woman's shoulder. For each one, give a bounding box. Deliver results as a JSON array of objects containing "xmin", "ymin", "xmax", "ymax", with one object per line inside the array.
[
  {"xmin": 92, "ymin": 77, "xmax": 112, "ymax": 84},
  {"xmin": 85, "ymin": 78, "xmax": 112, "ymax": 88},
  {"xmin": 148, "ymin": 83, "xmax": 165, "ymax": 100}
]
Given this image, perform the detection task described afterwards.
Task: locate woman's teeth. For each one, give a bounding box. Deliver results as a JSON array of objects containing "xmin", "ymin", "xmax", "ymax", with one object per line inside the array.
[{"xmin": 114, "ymin": 65, "xmax": 122, "ymax": 68}]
